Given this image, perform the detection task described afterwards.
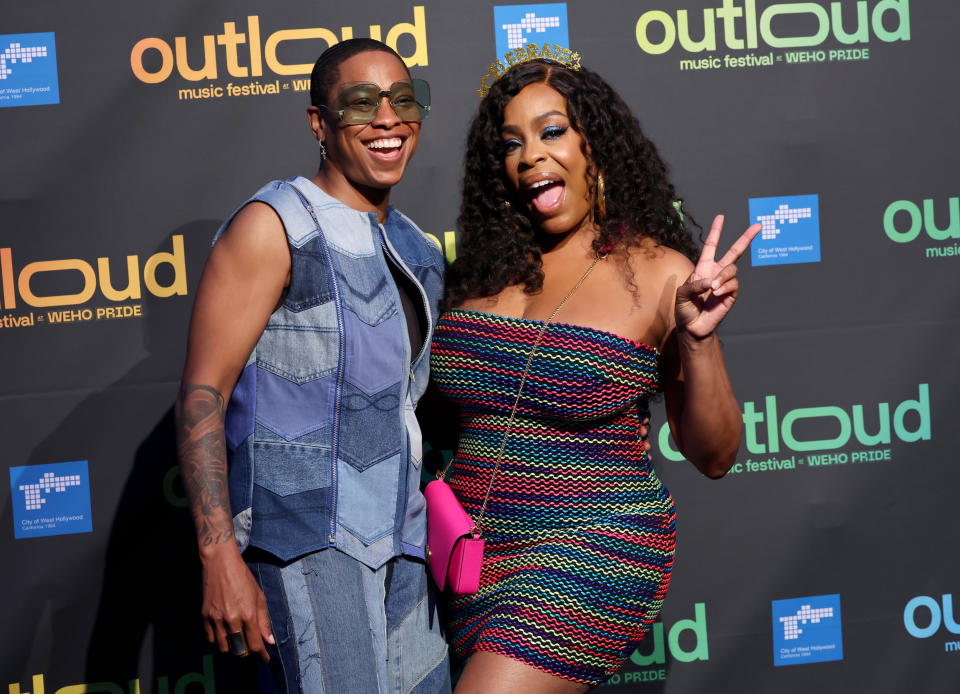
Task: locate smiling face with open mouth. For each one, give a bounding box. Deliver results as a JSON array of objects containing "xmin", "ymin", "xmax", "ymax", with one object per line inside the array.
[
  {"xmin": 313, "ymin": 50, "xmax": 420, "ymax": 198},
  {"xmin": 500, "ymin": 82, "xmax": 594, "ymax": 237}
]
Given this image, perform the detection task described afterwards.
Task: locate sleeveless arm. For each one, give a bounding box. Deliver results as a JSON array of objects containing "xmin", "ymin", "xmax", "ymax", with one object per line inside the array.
[
  {"xmin": 175, "ymin": 200, "xmax": 290, "ymax": 660},
  {"xmin": 658, "ymin": 250, "xmax": 742, "ymax": 478}
]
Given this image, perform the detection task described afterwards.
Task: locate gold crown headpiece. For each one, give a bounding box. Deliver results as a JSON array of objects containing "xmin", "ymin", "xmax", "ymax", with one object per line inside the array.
[{"xmin": 477, "ymin": 43, "xmax": 581, "ymax": 99}]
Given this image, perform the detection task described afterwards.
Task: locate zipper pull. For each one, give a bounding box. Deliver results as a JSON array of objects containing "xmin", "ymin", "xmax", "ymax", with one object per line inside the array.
[{"xmin": 409, "ymin": 366, "xmax": 416, "ymax": 382}]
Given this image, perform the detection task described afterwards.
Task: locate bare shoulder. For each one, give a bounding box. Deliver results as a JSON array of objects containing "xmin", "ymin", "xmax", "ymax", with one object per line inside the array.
[
  {"xmin": 456, "ymin": 283, "xmax": 527, "ymax": 315},
  {"xmin": 626, "ymin": 237, "xmax": 695, "ymax": 289},
  {"xmin": 218, "ymin": 201, "xmax": 287, "ymax": 254},
  {"xmin": 621, "ymin": 238, "xmax": 695, "ymax": 349},
  {"xmin": 203, "ymin": 201, "xmax": 291, "ymax": 290},
  {"xmin": 184, "ymin": 200, "xmax": 292, "ymax": 391}
]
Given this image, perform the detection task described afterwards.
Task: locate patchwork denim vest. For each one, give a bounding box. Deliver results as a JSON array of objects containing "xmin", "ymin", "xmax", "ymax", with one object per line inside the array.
[{"xmin": 216, "ymin": 177, "xmax": 444, "ymax": 567}]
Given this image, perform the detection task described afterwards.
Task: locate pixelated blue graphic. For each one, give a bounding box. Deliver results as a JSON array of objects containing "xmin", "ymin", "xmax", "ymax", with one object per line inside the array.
[
  {"xmin": 0, "ymin": 32, "xmax": 59, "ymax": 108},
  {"xmin": 748, "ymin": 194, "xmax": 821, "ymax": 266},
  {"xmin": 493, "ymin": 4, "xmax": 569, "ymax": 59},
  {"xmin": 771, "ymin": 594, "xmax": 843, "ymax": 666},
  {"xmin": 10, "ymin": 461, "xmax": 92, "ymax": 539}
]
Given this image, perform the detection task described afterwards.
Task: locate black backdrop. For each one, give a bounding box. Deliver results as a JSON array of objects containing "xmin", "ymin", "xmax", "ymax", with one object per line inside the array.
[{"xmin": 2, "ymin": 1, "xmax": 958, "ymax": 692}]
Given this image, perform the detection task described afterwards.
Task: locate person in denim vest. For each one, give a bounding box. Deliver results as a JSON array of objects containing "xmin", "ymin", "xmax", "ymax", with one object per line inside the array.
[{"xmin": 175, "ymin": 39, "xmax": 450, "ymax": 694}]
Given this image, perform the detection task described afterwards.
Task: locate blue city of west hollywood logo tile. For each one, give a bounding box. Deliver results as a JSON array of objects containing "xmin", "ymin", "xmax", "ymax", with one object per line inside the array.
[
  {"xmin": 748, "ymin": 194, "xmax": 821, "ymax": 266},
  {"xmin": 0, "ymin": 32, "xmax": 60, "ymax": 108},
  {"xmin": 10, "ymin": 461, "xmax": 93, "ymax": 539},
  {"xmin": 493, "ymin": 4, "xmax": 569, "ymax": 60},
  {"xmin": 771, "ymin": 594, "xmax": 843, "ymax": 666}
]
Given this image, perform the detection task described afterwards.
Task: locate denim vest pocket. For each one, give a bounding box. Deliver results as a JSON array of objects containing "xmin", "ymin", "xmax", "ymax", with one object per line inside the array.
[
  {"xmin": 255, "ymin": 369, "xmax": 335, "ymax": 442},
  {"xmin": 338, "ymin": 380, "xmax": 402, "ymax": 470},
  {"xmin": 336, "ymin": 453, "xmax": 401, "ymax": 543},
  {"xmin": 334, "ymin": 253, "xmax": 397, "ymax": 327},
  {"xmin": 343, "ymin": 310, "xmax": 404, "ymax": 396},
  {"xmin": 253, "ymin": 440, "xmax": 332, "ymax": 496},
  {"xmin": 249, "ymin": 438, "xmax": 334, "ymax": 557},
  {"xmin": 257, "ymin": 302, "xmax": 338, "ymax": 385},
  {"xmin": 250, "ymin": 485, "xmax": 333, "ymax": 560},
  {"xmin": 316, "ymin": 206, "xmax": 377, "ymax": 258},
  {"xmin": 285, "ymin": 241, "xmax": 335, "ymax": 310}
]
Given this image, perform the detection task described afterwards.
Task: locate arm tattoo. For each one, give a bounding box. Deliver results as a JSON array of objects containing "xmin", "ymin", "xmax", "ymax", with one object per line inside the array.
[{"xmin": 175, "ymin": 383, "xmax": 235, "ymax": 549}]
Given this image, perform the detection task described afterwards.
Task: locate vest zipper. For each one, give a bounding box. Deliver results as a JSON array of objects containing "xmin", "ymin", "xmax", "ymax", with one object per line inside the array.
[
  {"xmin": 328, "ymin": 292, "xmax": 344, "ymax": 545},
  {"xmin": 286, "ymin": 181, "xmax": 342, "ymax": 547},
  {"xmin": 327, "ymin": 259, "xmax": 345, "ymax": 546}
]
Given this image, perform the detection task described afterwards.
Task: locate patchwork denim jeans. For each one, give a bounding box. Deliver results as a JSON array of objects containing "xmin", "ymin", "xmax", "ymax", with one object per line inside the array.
[{"xmin": 249, "ymin": 549, "xmax": 451, "ymax": 694}]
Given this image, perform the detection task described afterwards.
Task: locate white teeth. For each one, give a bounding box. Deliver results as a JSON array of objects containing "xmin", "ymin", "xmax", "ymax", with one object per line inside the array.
[
  {"xmin": 366, "ymin": 138, "xmax": 402, "ymax": 149},
  {"xmin": 530, "ymin": 179, "xmax": 559, "ymax": 190}
]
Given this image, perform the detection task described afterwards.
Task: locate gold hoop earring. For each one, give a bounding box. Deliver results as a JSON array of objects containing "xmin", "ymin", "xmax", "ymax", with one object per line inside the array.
[{"xmin": 596, "ymin": 172, "xmax": 607, "ymax": 218}]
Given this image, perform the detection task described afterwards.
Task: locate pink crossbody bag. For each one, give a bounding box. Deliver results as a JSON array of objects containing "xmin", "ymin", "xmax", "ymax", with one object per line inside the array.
[{"xmin": 424, "ymin": 254, "xmax": 605, "ymax": 594}]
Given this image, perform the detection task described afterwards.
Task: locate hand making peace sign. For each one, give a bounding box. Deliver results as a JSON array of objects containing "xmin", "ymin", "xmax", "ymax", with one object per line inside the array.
[{"xmin": 674, "ymin": 215, "xmax": 762, "ymax": 339}]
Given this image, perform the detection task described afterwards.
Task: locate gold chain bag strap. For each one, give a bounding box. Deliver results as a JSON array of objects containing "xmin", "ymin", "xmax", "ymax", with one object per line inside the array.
[{"xmin": 425, "ymin": 253, "xmax": 605, "ymax": 594}]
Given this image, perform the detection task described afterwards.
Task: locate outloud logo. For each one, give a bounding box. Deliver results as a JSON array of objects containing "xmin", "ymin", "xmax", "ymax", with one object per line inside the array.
[
  {"xmin": 657, "ymin": 383, "xmax": 930, "ymax": 462},
  {"xmin": 635, "ymin": 0, "xmax": 911, "ymax": 55},
  {"xmin": 130, "ymin": 8, "xmax": 428, "ymax": 84},
  {"xmin": 0, "ymin": 235, "xmax": 187, "ymax": 310}
]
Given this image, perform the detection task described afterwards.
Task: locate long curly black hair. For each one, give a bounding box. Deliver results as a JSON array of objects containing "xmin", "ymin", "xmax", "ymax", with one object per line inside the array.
[{"xmin": 443, "ymin": 60, "xmax": 700, "ymax": 310}]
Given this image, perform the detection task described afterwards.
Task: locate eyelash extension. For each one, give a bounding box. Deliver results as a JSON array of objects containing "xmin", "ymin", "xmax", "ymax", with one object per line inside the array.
[
  {"xmin": 500, "ymin": 125, "xmax": 567, "ymax": 155},
  {"xmin": 501, "ymin": 138, "xmax": 521, "ymax": 155}
]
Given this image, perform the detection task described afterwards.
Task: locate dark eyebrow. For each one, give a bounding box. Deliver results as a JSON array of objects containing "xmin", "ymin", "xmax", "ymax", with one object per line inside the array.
[
  {"xmin": 500, "ymin": 110, "xmax": 568, "ymax": 135},
  {"xmin": 337, "ymin": 79, "xmax": 412, "ymax": 93},
  {"xmin": 534, "ymin": 110, "xmax": 567, "ymax": 122}
]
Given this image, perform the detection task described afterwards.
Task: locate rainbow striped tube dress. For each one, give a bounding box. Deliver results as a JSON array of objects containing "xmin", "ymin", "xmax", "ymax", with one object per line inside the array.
[{"xmin": 430, "ymin": 308, "xmax": 677, "ymax": 686}]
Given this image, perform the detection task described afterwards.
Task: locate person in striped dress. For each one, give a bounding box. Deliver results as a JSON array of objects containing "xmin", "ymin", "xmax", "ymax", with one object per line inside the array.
[{"xmin": 429, "ymin": 58, "xmax": 760, "ymax": 692}]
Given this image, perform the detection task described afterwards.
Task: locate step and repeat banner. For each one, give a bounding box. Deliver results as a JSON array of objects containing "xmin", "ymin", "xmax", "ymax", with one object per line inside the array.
[{"xmin": 2, "ymin": 1, "xmax": 957, "ymax": 692}]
